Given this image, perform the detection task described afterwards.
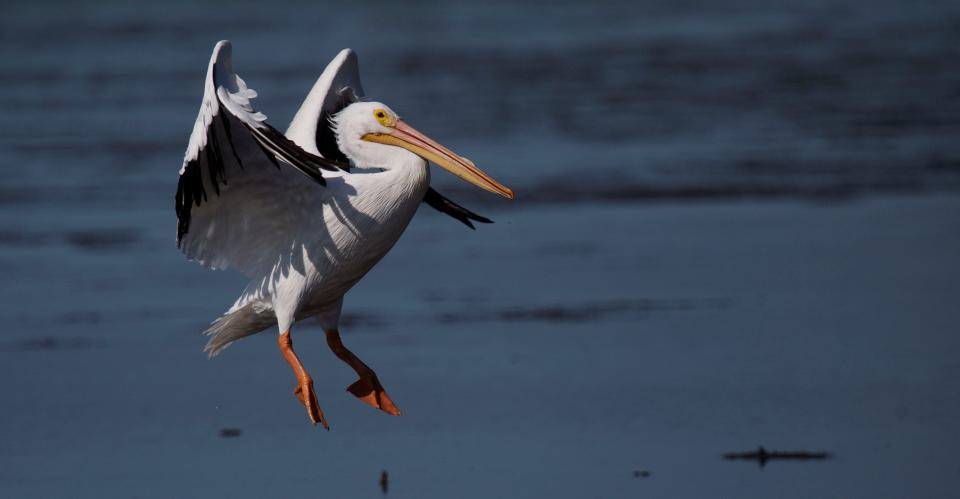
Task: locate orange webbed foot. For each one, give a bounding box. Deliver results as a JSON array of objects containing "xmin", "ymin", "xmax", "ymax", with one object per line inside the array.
[
  {"xmin": 347, "ymin": 376, "xmax": 401, "ymax": 416},
  {"xmin": 294, "ymin": 377, "xmax": 329, "ymax": 430}
]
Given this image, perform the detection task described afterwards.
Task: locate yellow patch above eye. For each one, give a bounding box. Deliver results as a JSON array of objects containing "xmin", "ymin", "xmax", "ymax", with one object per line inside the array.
[{"xmin": 373, "ymin": 108, "xmax": 395, "ymax": 127}]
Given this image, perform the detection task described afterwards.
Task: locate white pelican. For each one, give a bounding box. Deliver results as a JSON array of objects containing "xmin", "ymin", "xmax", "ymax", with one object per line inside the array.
[{"xmin": 176, "ymin": 41, "xmax": 513, "ymax": 428}]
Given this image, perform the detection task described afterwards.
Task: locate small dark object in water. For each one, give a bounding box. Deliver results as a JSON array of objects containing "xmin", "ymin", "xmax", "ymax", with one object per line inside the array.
[
  {"xmin": 436, "ymin": 297, "xmax": 732, "ymax": 325},
  {"xmin": 65, "ymin": 228, "xmax": 141, "ymax": 251},
  {"xmin": 219, "ymin": 428, "xmax": 242, "ymax": 438},
  {"xmin": 13, "ymin": 336, "xmax": 96, "ymax": 352},
  {"xmin": 723, "ymin": 446, "xmax": 831, "ymax": 467},
  {"xmin": 632, "ymin": 470, "xmax": 651, "ymax": 478},
  {"xmin": 379, "ymin": 470, "xmax": 388, "ymax": 495}
]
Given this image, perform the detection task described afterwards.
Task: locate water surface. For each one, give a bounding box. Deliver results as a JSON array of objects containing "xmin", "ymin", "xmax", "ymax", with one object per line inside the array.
[{"xmin": 1, "ymin": 1, "xmax": 959, "ymax": 497}]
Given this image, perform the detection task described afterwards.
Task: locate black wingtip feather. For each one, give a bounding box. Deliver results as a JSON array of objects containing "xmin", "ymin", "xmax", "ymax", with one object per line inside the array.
[
  {"xmin": 423, "ymin": 188, "xmax": 494, "ymax": 229},
  {"xmin": 177, "ymin": 78, "xmax": 352, "ymax": 245}
]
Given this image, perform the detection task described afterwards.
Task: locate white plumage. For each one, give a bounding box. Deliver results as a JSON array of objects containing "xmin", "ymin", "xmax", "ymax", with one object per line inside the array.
[{"xmin": 175, "ymin": 41, "xmax": 512, "ymax": 427}]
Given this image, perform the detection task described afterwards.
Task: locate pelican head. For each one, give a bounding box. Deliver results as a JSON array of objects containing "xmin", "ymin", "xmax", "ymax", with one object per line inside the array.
[{"xmin": 333, "ymin": 101, "xmax": 514, "ymax": 199}]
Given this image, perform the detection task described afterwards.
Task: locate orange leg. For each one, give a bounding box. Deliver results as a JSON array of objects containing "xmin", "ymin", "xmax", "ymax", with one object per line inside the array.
[
  {"xmin": 325, "ymin": 329, "xmax": 401, "ymax": 416},
  {"xmin": 278, "ymin": 332, "xmax": 329, "ymax": 429}
]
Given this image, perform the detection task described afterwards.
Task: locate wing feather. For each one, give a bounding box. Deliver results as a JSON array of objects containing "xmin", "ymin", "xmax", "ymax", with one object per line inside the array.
[
  {"xmin": 176, "ymin": 41, "xmax": 345, "ymax": 272},
  {"xmin": 422, "ymin": 188, "xmax": 493, "ymax": 229},
  {"xmin": 286, "ymin": 48, "xmax": 364, "ymax": 161}
]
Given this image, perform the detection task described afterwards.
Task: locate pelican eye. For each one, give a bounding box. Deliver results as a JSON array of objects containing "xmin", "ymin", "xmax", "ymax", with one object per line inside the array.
[{"xmin": 373, "ymin": 108, "xmax": 393, "ymax": 126}]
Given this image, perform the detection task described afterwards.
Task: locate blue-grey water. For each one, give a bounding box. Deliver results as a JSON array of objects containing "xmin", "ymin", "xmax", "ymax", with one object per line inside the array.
[{"xmin": 2, "ymin": 1, "xmax": 959, "ymax": 497}]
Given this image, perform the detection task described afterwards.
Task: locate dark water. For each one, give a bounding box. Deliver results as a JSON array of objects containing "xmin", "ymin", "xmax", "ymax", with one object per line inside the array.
[
  {"xmin": 3, "ymin": 0, "xmax": 959, "ymax": 205},
  {"xmin": 2, "ymin": 1, "xmax": 960, "ymax": 497}
]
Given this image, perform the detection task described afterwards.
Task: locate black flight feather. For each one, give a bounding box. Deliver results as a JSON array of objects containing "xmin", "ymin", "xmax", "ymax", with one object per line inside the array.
[
  {"xmin": 176, "ymin": 89, "xmax": 349, "ymax": 245},
  {"xmin": 423, "ymin": 188, "xmax": 494, "ymax": 229}
]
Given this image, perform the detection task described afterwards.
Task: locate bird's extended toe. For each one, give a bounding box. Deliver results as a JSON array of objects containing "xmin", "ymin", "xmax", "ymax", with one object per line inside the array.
[
  {"xmin": 294, "ymin": 377, "xmax": 329, "ymax": 429},
  {"xmin": 347, "ymin": 376, "xmax": 401, "ymax": 416}
]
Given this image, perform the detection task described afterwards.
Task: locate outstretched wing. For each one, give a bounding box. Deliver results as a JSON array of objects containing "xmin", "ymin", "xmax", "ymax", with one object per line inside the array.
[
  {"xmin": 286, "ymin": 48, "xmax": 364, "ymax": 161},
  {"xmin": 285, "ymin": 48, "xmax": 493, "ymax": 229},
  {"xmin": 175, "ymin": 40, "xmax": 345, "ymax": 273}
]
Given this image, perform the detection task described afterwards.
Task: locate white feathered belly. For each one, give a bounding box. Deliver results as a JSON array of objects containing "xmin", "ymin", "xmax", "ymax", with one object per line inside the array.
[
  {"xmin": 208, "ymin": 165, "xmax": 428, "ymax": 348},
  {"xmin": 294, "ymin": 166, "xmax": 429, "ymax": 317},
  {"xmin": 224, "ymin": 160, "xmax": 430, "ymax": 331}
]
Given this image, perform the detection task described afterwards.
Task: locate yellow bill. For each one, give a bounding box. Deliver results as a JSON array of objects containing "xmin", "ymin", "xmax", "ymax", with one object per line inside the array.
[{"xmin": 363, "ymin": 120, "xmax": 514, "ymax": 199}]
